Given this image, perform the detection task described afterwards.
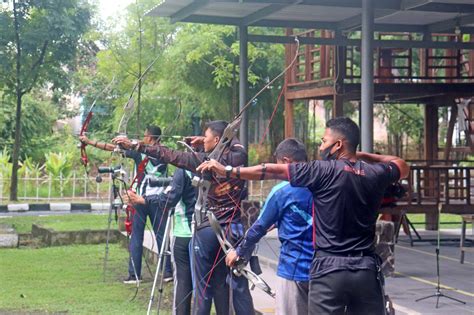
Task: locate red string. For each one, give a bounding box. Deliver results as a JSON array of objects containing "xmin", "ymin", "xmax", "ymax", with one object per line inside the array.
[
  {"xmin": 200, "ymin": 175, "xmax": 244, "ymax": 302},
  {"xmin": 199, "ymin": 83, "xmax": 285, "ymax": 301},
  {"xmin": 258, "ymin": 85, "xmax": 285, "ymax": 146},
  {"xmin": 197, "ymin": 82, "xmax": 285, "ymax": 303}
]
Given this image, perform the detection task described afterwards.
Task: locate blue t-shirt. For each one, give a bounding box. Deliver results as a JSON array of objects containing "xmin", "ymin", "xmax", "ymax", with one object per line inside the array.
[{"xmin": 236, "ymin": 181, "xmax": 314, "ymax": 282}]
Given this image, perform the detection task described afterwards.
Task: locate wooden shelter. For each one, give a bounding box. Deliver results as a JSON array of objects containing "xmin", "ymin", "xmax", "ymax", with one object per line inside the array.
[{"xmin": 148, "ymin": 0, "xmax": 474, "ymax": 229}]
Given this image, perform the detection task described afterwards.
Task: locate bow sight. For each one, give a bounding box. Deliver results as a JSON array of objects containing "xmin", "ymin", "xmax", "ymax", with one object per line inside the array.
[{"xmin": 98, "ymin": 165, "xmax": 122, "ymax": 174}]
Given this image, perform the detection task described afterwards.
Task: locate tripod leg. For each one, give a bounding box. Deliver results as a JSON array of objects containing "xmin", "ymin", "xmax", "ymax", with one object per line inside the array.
[
  {"xmin": 415, "ymin": 294, "xmax": 437, "ymax": 302},
  {"xmin": 156, "ymin": 221, "xmax": 172, "ymax": 313},
  {"xmin": 438, "ymin": 293, "xmax": 466, "ymax": 305},
  {"xmin": 147, "ymin": 211, "xmax": 173, "ymax": 315},
  {"xmin": 407, "ymin": 217, "xmax": 422, "ymax": 241},
  {"xmin": 103, "ymin": 179, "xmax": 117, "ymax": 282},
  {"xmin": 395, "ymin": 213, "xmax": 403, "ymax": 244},
  {"xmin": 404, "ymin": 215, "xmax": 414, "ymax": 247},
  {"xmin": 415, "ymin": 204, "xmax": 466, "ymax": 308}
]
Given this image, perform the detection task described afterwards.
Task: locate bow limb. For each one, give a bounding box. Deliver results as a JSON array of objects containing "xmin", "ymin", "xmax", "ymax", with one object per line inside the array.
[
  {"xmin": 238, "ymin": 267, "xmax": 276, "ymax": 298},
  {"xmin": 79, "ymin": 111, "xmax": 93, "ymax": 167},
  {"xmin": 194, "ymin": 37, "xmax": 300, "ymax": 303},
  {"xmin": 207, "ymin": 211, "xmax": 276, "ymax": 298},
  {"xmin": 117, "ymin": 98, "xmax": 135, "ymax": 136},
  {"xmin": 116, "ymin": 52, "xmax": 163, "ymax": 137},
  {"xmin": 207, "ymin": 211, "xmax": 235, "ymax": 254},
  {"xmin": 79, "ymin": 76, "xmax": 116, "ymax": 170}
]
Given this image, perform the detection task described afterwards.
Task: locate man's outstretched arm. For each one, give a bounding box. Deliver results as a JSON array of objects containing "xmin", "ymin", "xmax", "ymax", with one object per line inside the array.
[
  {"xmin": 113, "ymin": 136, "xmax": 205, "ymax": 172},
  {"xmin": 196, "ymin": 159, "xmax": 289, "ymax": 181},
  {"xmin": 79, "ymin": 135, "xmax": 116, "ymax": 151},
  {"xmin": 357, "ymin": 152, "xmax": 410, "ymax": 179}
]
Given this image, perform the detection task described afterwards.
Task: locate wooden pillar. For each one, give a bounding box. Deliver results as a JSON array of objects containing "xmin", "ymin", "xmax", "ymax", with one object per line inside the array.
[
  {"xmin": 284, "ymin": 28, "xmax": 295, "ymax": 138},
  {"xmin": 424, "ymin": 104, "xmax": 439, "ymax": 161},
  {"xmin": 333, "ymin": 95, "xmax": 344, "ymax": 118},
  {"xmin": 333, "ymin": 31, "xmax": 345, "ymax": 118},
  {"xmin": 285, "ymin": 98, "xmax": 294, "ymax": 138},
  {"xmin": 424, "ymin": 104, "xmax": 439, "ymax": 230},
  {"xmin": 444, "ymin": 103, "xmax": 458, "ymax": 161}
]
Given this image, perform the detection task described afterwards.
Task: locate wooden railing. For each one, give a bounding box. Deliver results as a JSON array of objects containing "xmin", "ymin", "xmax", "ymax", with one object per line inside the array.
[
  {"xmin": 286, "ymin": 30, "xmax": 474, "ymax": 87},
  {"xmin": 401, "ymin": 165, "xmax": 473, "ymax": 208},
  {"xmin": 288, "ymin": 29, "xmax": 335, "ymax": 86}
]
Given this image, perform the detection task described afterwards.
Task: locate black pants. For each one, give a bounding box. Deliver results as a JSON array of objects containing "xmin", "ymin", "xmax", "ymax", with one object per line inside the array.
[
  {"xmin": 191, "ymin": 225, "xmax": 254, "ymax": 315},
  {"xmin": 171, "ymin": 236, "xmax": 193, "ymax": 315},
  {"xmin": 128, "ymin": 201, "xmax": 172, "ymax": 278},
  {"xmin": 308, "ymin": 269, "xmax": 384, "ymax": 315}
]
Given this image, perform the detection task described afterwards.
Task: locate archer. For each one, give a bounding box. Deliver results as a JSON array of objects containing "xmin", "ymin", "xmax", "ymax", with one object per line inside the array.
[{"xmin": 80, "ymin": 125, "xmax": 173, "ymax": 284}]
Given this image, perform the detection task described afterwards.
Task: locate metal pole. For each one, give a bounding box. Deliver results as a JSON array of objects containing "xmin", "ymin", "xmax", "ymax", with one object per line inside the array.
[
  {"xmin": 147, "ymin": 210, "xmax": 173, "ymax": 315},
  {"xmin": 239, "ymin": 25, "xmax": 248, "ymax": 152},
  {"xmin": 361, "ymin": 0, "xmax": 374, "ymax": 152}
]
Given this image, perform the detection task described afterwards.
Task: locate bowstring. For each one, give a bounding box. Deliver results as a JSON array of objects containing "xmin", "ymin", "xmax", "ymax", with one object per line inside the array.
[
  {"xmin": 198, "ymin": 36, "xmax": 300, "ymax": 302},
  {"xmin": 174, "ymin": 36, "xmax": 301, "ymax": 310}
]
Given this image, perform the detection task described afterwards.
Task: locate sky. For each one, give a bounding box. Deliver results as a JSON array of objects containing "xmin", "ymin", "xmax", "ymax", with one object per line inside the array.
[{"xmin": 97, "ymin": 0, "xmax": 134, "ymax": 21}]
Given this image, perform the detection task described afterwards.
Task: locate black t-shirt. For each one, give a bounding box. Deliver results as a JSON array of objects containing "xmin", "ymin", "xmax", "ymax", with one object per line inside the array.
[{"xmin": 288, "ymin": 159, "xmax": 400, "ymax": 278}]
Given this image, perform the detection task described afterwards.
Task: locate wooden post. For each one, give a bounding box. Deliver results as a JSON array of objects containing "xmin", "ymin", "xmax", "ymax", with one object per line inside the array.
[
  {"xmin": 284, "ymin": 28, "xmax": 295, "ymax": 138},
  {"xmin": 444, "ymin": 103, "xmax": 458, "ymax": 161},
  {"xmin": 424, "ymin": 104, "xmax": 439, "ymax": 230},
  {"xmin": 333, "ymin": 95, "xmax": 344, "ymax": 118},
  {"xmin": 333, "ymin": 31, "xmax": 345, "ymax": 118},
  {"xmin": 285, "ymin": 98, "xmax": 294, "ymax": 138}
]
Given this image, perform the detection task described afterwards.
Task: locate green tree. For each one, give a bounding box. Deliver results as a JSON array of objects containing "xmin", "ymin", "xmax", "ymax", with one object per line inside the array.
[
  {"xmin": 92, "ymin": 0, "xmax": 177, "ymax": 137},
  {"xmin": 83, "ymin": 2, "xmax": 285, "ymax": 155},
  {"xmin": 0, "ymin": 0, "xmax": 92, "ymax": 200},
  {"xmin": 0, "ymin": 92, "xmax": 58, "ymax": 160},
  {"xmin": 376, "ymin": 104, "xmax": 424, "ymax": 157}
]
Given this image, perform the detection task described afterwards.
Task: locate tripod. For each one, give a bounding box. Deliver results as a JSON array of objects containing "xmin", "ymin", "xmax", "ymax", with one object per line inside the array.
[
  {"xmin": 415, "ymin": 204, "xmax": 466, "ymax": 308},
  {"xmin": 147, "ymin": 208, "xmax": 173, "ymax": 315},
  {"xmin": 102, "ymin": 171, "xmax": 122, "ymax": 281},
  {"xmin": 101, "ymin": 169, "xmax": 139, "ymax": 284}
]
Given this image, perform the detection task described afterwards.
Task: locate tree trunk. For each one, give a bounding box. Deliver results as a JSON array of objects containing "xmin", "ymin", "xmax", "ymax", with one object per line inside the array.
[
  {"xmin": 387, "ymin": 132, "xmax": 392, "ymax": 155},
  {"xmin": 10, "ymin": 0, "xmax": 22, "ymax": 201}
]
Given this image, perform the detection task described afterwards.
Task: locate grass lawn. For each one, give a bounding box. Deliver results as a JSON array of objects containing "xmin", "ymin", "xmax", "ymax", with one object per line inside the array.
[
  {"xmin": 0, "ymin": 244, "xmax": 172, "ymax": 314},
  {"xmin": 0, "ymin": 213, "xmax": 116, "ymax": 234},
  {"xmin": 406, "ymin": 213, "xmax": 469, "ymax": 229}
]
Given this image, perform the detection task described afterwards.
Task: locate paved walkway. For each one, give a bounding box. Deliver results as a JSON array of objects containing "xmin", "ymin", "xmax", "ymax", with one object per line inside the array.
[
  {"xmin": 142, "ymin": 228, "xmax": 473, "ymax": 315},
  {"xmin": 257, "ymin": 229, "xmax": 474, "ymax": 315}
]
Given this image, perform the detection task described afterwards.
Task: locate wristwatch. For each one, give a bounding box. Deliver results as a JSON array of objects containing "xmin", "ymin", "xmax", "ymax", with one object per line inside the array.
[
  {"xmin": 130, "ymin": 139, "xmax": 139, "ymax": 150},
  {"xmin": 225, "ymin": 165, "xmax": 233, "ymax": 180}
]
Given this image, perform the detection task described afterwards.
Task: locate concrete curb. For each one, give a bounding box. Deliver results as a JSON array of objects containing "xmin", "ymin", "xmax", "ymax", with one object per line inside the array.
[
  {"xmin": 0, "ymin": 203, "xmax": 109, "ymax": 213},
  {"xmin": 7, "ymin": 204, "xmax": 29, "ymax": 212}
]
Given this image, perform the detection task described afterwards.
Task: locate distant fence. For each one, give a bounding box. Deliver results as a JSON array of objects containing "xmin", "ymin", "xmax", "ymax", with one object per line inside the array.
[
  {"xmin": 0, "ymin": 172, "xmax": 279, "ymax": 204},
  {"xmin": 0, "ymin": 172, "xmax": 116, "ymax": 203}
]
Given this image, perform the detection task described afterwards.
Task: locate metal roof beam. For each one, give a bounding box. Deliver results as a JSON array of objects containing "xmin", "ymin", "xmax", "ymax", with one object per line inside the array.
[
  {"xmin": 170, "ymin": 0, "xmax": 210, "ymax": 24},
  {"xmin": 428, "ymin": 13, "xmax": 474, "ymax": 33},
  {"xmin": 181, "ymin": 14, "xmax": 242, "ymax": 26},
  {"xmin": 402, "ymin": 0, "xmax": 474, "ymax": 13},
  {"xmin": 401, "ymin": 0, "xmax": 430, "ymax": 10},
  {"xmin": 241, "ymin": 2, "xmax": 301, "ymax": 26},
  {"xmin": 374, "ymin": 23, "xmax": 427, "ymax": 33},
  {"xmin": 248, "ymin": 34, "xmax": 474, "ymax": 49},
  {"xmin": 231, "ymin": 0, "xmax": 401, "ymax": 10},
  {"xmin": 305, "ymin": 0, "xmax": 401, "ymax": 10},
  {"xmin": 252, "ymin": 19, "xmax": 338, "ymax": 29},
  {"xmin": 338, "ymin": 10, "xmax": 399, "ymax": 31}
]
